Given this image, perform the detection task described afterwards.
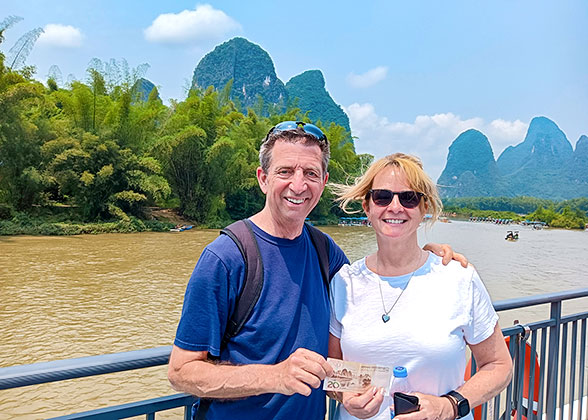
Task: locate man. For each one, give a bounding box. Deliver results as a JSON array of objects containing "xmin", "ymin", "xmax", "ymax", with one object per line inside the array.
[{"xmin": 168, "ymin": 121, "xmax": 462, "ymax": 419}]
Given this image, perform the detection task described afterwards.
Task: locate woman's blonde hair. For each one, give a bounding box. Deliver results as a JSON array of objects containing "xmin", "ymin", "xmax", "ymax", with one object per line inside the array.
[{"xmin": 331, "ymin": 153, "xmax": 442, "ymax": 223}]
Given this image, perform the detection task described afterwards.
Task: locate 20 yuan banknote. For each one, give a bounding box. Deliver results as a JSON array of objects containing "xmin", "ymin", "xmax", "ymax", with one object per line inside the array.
[{"xmin": 323, "ymin": 358, "xmax": 391, "ymax": 393}]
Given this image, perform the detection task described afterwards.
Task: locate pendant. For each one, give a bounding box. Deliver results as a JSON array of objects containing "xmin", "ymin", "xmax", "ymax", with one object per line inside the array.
[{"xmin": 382, "ymin": 314, "xmax": 390, "ymax": 323}]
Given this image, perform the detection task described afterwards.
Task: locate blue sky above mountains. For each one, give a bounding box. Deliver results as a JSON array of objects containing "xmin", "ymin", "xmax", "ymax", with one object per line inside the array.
[{"xmin": 1, "ymin": 0, "xmax": 586, "ymax": 179}]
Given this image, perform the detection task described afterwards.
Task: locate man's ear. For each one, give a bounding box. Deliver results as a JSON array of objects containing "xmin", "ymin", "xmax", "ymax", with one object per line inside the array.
[
  {"xmin": 256, "ymin": 167, "xmax": 268, "ymax": 194},
  {"xmin": 323, "ymin": 171, "xmax": 329, "ymax": 185}
]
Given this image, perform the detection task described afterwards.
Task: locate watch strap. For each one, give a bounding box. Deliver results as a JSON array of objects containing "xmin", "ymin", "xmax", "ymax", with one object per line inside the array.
[
  {"xmin": 442, "ymin": 390, "xmax": 470, "ymax": 418},
  {"xmin": 441, "ymin": 394, "xmax": 458, "ymax": 419}
]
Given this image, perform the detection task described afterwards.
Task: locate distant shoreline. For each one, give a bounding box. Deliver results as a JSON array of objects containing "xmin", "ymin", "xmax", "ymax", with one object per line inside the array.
[{"xmin": 1, "ymin": 215, "xmax": 586, "ymax": 237}]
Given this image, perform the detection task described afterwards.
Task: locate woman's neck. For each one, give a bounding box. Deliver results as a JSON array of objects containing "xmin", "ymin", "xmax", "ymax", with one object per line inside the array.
[{"xmin": 368, "ymin": 236, "xmax": 427, "ymax": 276}]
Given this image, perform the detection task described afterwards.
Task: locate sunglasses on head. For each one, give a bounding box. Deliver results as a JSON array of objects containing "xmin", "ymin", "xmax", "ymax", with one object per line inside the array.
[
  {"xmin": 264, "ymin": 121, "xmax": 328, "ymax": 144},
  {"xmin": 367, "ymin": 189, "xmax": 425, "ymax": 209}
]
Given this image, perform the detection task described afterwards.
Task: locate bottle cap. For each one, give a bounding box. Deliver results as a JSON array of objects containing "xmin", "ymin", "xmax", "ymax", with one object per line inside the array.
[{"xmin": 393, "ymin": 366, "xmax": 407, "ymax": 378}]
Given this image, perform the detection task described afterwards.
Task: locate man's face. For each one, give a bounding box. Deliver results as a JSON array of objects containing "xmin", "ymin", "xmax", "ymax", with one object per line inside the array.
[{"xmin": 257, "ymin": 140, "xmax": 328, "ymax": 227}]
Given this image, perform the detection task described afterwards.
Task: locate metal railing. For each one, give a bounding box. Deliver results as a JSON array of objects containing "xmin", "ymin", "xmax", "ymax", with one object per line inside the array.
[
  {"xmin": 1, "ymin": 288, "xmax": 587, "ymax": 420},
  {"xmin": 469, "ymin": 288, "xmax": 588, "ymax": 420}
]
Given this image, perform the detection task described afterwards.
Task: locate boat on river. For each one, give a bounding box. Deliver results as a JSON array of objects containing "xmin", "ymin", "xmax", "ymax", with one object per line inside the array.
[
  {"xmin": 521, "ymin": 221, "xmax": 546, "ymax": 230},
  {"xmin": 505, "ymin": 230, "xmax": 519, "ymax": 241},
  {"xmin": 170, "ymin": 224, "xmax": 193, "ymax": 232},
  {"xmin": 338, "ymin": 217, "xmax": 370, "ymax": 227}
]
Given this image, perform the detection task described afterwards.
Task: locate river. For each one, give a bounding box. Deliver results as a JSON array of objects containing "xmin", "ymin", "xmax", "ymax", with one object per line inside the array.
[{"xmin": 0, "ymin": 222, "xmax": 586, "ymax": 419}]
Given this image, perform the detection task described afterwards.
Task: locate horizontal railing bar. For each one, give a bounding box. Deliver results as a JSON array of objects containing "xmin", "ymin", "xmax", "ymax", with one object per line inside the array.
[
  {"xmin": 493, "ymin": 288, "xmax": 588, "ymax": 311},
  {"xmin": 0, "ymin": 289, "xmax": 586, "ymax": 399},
  {"xmin": 0, "ymin": 346, "xmax": 172, "ymax": 390},
  {"xmin": 48, "ymin": 393, "xmax": 195, "ymax": 420},
  {"xmin": 501, "ymin": 318, "xmax": 558, "ymax": 337},
  {"xmin": 2, "ymin": 297, "xmax": 587, "ymax": 391},
  {"xmin": 561, "ymin": 311, "xmax": 588, "ymax": 324}
]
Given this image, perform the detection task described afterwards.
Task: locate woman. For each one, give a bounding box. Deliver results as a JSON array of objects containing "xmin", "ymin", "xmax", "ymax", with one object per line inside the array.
[{"xmin": 328, "ymin": 154, "xmax": 512, "ymax": 420}]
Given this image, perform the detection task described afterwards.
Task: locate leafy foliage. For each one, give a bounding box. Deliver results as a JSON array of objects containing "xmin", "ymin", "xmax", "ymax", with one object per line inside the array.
[
  {"xmin": 6, "ymin": 27, "xmax": 43, "ymax": 70},
  {"xmin": 2, "ymin": 22, "xmax": 584, "ymax": 234},
  {"xmin": 444, "ymin": 197, "xmax": 588, "ymax": 229}
]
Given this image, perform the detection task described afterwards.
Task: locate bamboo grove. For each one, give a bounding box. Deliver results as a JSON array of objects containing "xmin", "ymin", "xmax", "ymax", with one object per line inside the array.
[{"xmin": 0, "ymin": 34, "xmax": 371, "ymax": 231}]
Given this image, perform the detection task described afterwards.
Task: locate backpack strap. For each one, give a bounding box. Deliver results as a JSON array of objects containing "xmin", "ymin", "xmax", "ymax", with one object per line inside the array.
[
  {"xmin": 305, "ymin": 222, "xmax": 331, "ymax": 292},
  {"xmin": 219, "ymin": 219, "xmax": 264, "ymax": 347},
  {"xmin": 194, "ymin": 220, "xmax": 330, "ymax": 420},
  {"xmin": 194, "ymin": 219, "xmax": 264, "ymax": 420}
]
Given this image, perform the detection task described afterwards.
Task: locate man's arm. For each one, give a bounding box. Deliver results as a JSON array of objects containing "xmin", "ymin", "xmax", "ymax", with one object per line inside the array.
[
  {"xmin": 168, "ymin": 345, "xmax": 333, "ymax": 398},
  {"xmin": 423, "ymin": 243, "xmax": 468, "ymax": 267}
]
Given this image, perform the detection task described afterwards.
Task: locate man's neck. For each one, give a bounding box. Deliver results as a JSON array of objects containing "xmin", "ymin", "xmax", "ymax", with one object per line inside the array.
[{"xmin": 249, "ymin": 209, "xmax": 305, "ymax": 239}]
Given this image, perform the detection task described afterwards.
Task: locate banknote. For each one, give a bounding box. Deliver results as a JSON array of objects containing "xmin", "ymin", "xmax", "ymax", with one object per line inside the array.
[{"xmin": 323, "ymin": 358, "xmax": 391, "ymax": 392}]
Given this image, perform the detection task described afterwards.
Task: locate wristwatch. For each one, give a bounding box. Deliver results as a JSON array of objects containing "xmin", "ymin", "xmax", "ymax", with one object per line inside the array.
[{"xmin": 442, "ymin": 390, "xmax": 470, "ymax": 418}]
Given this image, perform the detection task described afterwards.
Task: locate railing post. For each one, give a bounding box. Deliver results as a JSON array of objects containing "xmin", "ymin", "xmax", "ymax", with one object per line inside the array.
[
  {"xmin": 184, "ymin": 403, "xmax": 193, "ymax": 420},
  {"xmin": 545, "ymin": 300, "xmax": 561, "ymax": 420}
]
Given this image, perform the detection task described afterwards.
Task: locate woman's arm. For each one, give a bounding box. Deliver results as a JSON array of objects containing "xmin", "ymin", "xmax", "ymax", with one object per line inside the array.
[
  {"xmin": 456, "ymin": 323, "xmax": 513, "ymax": 407},
  {"xmin": 400, "ymin": 324, "xmax": 513, "ymax": 420}
]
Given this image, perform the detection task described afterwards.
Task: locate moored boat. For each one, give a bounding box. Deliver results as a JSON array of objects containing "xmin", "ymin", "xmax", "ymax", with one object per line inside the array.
[{"xmin": 170, "ymin": 224, "xmax": 193, "ymax": 232}]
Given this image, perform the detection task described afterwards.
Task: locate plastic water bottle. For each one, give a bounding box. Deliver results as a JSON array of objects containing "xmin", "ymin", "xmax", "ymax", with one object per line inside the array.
[{"xmin": 389, "ymin": 366, "xmax": 411, "ymax": 419}]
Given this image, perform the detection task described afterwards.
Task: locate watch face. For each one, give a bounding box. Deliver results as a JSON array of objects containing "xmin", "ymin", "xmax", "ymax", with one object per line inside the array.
[
  {"xmin": 447, "ymin": 391, "xmax": 470, "ymax": 418},
  {"xmin": 457, "ymin": 399, "xmax": 470, "ymax": 417}
]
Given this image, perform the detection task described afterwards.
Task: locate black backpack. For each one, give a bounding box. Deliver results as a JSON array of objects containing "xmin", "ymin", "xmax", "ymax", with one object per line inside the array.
[{"xmin": 194, "ymin": 218, "xmax": 331, "ymax": 419}]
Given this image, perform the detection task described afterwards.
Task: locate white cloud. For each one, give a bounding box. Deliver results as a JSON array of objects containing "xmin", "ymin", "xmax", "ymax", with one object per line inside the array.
[
  {"xmin": 347, "ymin": 66, "xmax": 388, "ymax": 88},
  {"xmin": 37, "ymin": 24, "xmax": 83, "ymax": 48},
  {"xmin": 144, "ymin": 4, "xmax": 241, "ymax": 45},
  {"xmin": 344, "ymin": 103, "xmax": 528, "ymax": 180},
  {"xmin": 486, "ymin": 119, "xmax": 528, "ymax": 153}
]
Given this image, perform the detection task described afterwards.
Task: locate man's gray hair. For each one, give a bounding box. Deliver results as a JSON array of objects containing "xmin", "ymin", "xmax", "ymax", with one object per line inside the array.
[{"xmin": 259, "ymin": 128, "xmax": 330, "ymax": 175}]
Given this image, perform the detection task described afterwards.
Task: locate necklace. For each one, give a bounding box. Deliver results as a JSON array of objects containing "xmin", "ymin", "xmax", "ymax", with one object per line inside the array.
[
  {"xmin": 377, "ymin": 272, "xmax": 414, "ymax": 322},
  {"xmin": 375, "ymin": 255, "xmax": 418, "ymax": 323}
]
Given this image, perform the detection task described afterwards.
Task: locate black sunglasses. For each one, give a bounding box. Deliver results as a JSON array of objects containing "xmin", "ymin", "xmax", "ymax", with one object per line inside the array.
[
  {"xmin": 264, "ymin": 121, "xmax": 328, "ymax": 144},
  {"xmin": 367, "ymin": 189, "xmax": 425, "ymax": 209}
]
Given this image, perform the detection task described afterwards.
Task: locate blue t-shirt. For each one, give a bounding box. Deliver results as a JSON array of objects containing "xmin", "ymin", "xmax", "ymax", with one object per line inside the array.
[{"xmin": 174, "ymin": 221, "xmax": 349, "ymax": 420}]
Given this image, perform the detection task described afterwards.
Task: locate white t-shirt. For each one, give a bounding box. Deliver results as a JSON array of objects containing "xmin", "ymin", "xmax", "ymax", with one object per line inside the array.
[{"xmin": 329, "ymin": 252, "xmax": 498, "ymax": 420}]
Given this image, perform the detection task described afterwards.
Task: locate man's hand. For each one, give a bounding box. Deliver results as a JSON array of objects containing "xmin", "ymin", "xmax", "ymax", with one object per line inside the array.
[
  {"xmin": 423, "ymin": 243, "xmax": 468, "ymax": 267},
  {"xmin": 341, "ymin": 386, "xmax": 385, "ymax": 419},
  {"xmin": 273, "ymin": 348, "xmax": 333, "ymax": 396}
]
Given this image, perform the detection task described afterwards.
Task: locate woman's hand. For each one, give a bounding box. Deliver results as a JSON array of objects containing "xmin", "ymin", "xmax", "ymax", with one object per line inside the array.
[
  {"xmin": 394, "ymin": 393, "xmax": 455, "ymax": 420},
  {"xmin": 341, "ymin": 386, "xmax": 385, "ymax": 419}
]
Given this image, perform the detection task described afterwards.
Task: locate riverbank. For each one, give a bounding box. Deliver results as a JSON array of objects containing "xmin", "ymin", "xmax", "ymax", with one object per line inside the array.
[
  {"xmin": 0, "ymin": 215, "xmax": 173, "ymax": 236},
  {"xmin": 0, "ymin": 207, "xmax": 196, "ymax": 236},
  {"xmin": 1, "ymin": 207, "xmax": 585, "ymax": 236}
]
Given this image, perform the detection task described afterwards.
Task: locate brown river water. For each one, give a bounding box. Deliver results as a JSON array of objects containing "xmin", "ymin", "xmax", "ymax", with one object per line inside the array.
[{"xmin": 0, "ymin": 222, "xmax": 587, "ymax": 419}]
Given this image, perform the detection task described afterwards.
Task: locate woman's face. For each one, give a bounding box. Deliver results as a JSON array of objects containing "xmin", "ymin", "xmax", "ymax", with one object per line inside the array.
[{"xmin": 362, "ymin": 166, "xmax": 425, "ymax": 241}]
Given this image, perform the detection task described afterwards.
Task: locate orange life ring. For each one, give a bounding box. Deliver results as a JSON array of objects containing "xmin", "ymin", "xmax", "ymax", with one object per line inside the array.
[{"xmin": 464, "ymin": 336, "xmax": 540, "ymax": 420}]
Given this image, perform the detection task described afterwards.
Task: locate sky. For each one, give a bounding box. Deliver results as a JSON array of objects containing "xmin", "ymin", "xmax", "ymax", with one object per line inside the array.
[{"xmin": 1, "ymin": 1, "xmax": 587, "ymax": 180}]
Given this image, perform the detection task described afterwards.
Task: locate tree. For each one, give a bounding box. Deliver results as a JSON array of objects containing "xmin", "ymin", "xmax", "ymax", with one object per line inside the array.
[
  {"xmin": 550, "ymin": 206, "xmax": 587, "ymax": 229},
  {"xmin": 6, "ymin": 27, "xmax": 43, "ymax": 71},
  {"xmin": 0, "ymin": 30, "xmax": 46, "ymax": 210},
  {"xmin": 45, "ymin": 133, "xmax": 170, "ymax": 220}
]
